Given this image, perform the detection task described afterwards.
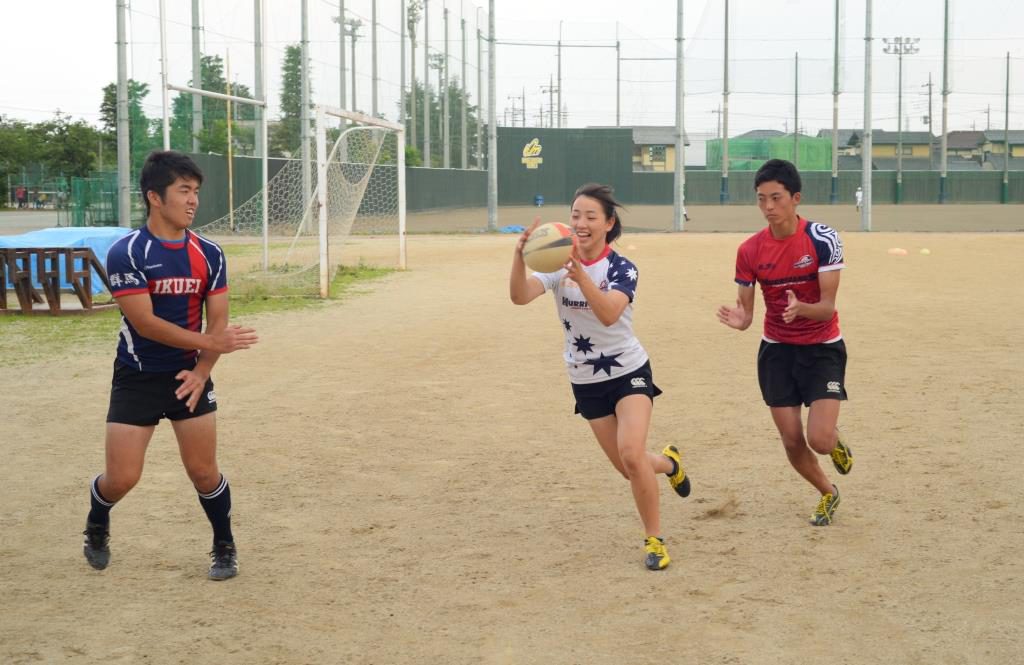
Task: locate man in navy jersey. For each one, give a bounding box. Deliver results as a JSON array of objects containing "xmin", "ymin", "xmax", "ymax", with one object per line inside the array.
[
  {"xmin": 82, "ymin": 151, "xmax": 258, "ymax": 579},
  {"xmin": 717, "ymin": 159, "xmax": 853, "ymax": 526}
]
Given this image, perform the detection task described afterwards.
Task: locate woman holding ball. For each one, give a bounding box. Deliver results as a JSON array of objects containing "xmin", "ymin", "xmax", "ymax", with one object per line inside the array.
[{"xmin": 509, "ymin": 183, "xmax": 691, "ymax": 571}]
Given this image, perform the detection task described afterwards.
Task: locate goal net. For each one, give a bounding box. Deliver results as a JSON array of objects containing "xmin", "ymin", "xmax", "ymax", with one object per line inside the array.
[{"xmin": 200, "ymin": 107, "xmax": 405, "ymax": 298}]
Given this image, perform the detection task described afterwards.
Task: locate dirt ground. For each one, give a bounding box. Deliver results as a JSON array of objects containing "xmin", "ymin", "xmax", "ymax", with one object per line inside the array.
[{"xmin": 2, "ymin": 211, "xmax": 1023, "ymax": 663}]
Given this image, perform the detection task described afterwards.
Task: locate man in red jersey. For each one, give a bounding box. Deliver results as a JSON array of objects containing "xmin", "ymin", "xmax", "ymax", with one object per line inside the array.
[{"xmin": 717, "ymin": 159, "xmax": 853, "ymax": 526}]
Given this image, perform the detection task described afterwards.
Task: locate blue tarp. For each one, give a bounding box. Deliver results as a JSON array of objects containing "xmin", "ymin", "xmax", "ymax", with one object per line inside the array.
[
  {"xmin": 499, "ymin": 225, "xmax": 525, "ymax": 234},
  {"xmin": 0, "ymin": 227, "xmax": 133, "ymax": 295}
]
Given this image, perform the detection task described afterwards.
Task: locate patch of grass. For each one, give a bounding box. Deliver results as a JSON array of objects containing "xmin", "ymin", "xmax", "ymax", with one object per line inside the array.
[{"xmin": 0, "ymin": 261, "xmax": 395, "ymax": 366}]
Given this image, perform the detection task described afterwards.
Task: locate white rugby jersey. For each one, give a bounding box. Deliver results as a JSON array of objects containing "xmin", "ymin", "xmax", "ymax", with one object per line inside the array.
[{"xmin": 532, "ymin": 245, "xmax": 648, "ymax": 385}]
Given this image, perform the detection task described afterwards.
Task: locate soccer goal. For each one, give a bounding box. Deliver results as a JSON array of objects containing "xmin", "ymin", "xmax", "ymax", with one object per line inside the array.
[{"xmin": 201, "ymin": 107, "xmax": 405, "ymax": 298}]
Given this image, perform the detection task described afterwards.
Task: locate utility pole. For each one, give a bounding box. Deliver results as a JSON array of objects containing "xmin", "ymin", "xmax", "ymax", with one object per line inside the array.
[
  {"xmin": 673, "ymin": 0, "xmax": 686, "ymax": 231},
  {"xmin": 423, "ymin": 0, "xmax": 431, "ymax": 166},
  {"xmin": 116, "ymin": 0, "xmax": 130, "ymax": 227},
  {"xmin": 862, "ymin": 0, "xmax": 873, "ymax": 230},
  {"xmin": 830, "ymin": 0, "xmax": 839, "ymax": 203},
  {"xmin": 346, "ymin": 18, "xmax": 363, "ymax": 110},
  {"xmin": 487, "ymin": 0, "xmax": 496, "ymax": 230},
  {"xmin": 794, "ymin": 52, "xmax": 799, "ymax": 169},
  {"xmin": 334, "ymin": 1, "xmax": 347, "ymax": 111},
  {"xmin": 615, "ymin": 23, "xmax": 621, "ymax": 127},
  {"xmin": 712, "ymin": 107, "xmax": 722, "ymax": 139},
  {"xmin": 301, "ymin": 0, "xmax": 311, "ymax": 206},
  {"xmin": 542, "ymin": 75, "xmax": 558, "ymax": 128},
  {"xmin": 443, "ymin": 4, "xmax": 450, "ymax": 168},
  {"xmin": 476, "ymin": 7, "xmax": 483, "ymax": 168},
  {"xmin": 939, "ymin": 0, "xmax": 950, "ymax": 202},
  {"xmin": 460, "ymin": 6, "xmax": 467, "ymax": 168},
  {"xmin": 408, "ymin": 1, "xmax": 421, "ymax": 153},
  {"xmin": 882, "ymin": 36, "xmax": 919, "ymax": 204},
  {"xmin": 254, "ymin": 0, "xmax": 264, "ymax": 157},
  {"xmin": 923, "ymin": 73, "xmax": 933, "ymax": 168},
  {"xmin": 1002, "ymin": 52, "xmax": 1011, "ymax": 204},
  {"xmin": 371, "ymin": 0, "xmax": 378, "ymax": 116},
  {"xmin": 400, "ymin": 1, "xmax": 406, "ymax": 141},
  {"xmin": 191, "ymin": 0, "xmax": 202, "ymax": 153},
  {"xmin": 557, "ymin": 21, "xmax": 563, "ymax": 128},
  {"xmin": 721, "ymin": 0, "xmax": 730, "ymax": 203}
]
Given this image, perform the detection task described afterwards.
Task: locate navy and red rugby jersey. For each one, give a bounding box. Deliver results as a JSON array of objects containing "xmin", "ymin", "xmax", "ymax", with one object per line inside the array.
[
  {"xmin": 734, "ymin": 216, "xmax": 844, "ymax": 345},
  {"xmin": 106, "ymin": 225, "xmax": 228, "ymax": 371}
]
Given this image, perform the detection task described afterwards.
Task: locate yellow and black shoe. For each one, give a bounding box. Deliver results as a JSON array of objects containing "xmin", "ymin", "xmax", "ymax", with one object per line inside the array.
[
  {"xmin": 662, "ymin": 445, "xmax": 691, "ymax": 498},
  {"xmin": 644, "ymin": 536, "xmax": 670, "ymax": 571},
  {"xmin": 830, "ymin": 431, "xmax": 853, "ymax": 475},
  {"xmin": 809, "ymin": 485, "xmax": 841, "ymax": 526}
]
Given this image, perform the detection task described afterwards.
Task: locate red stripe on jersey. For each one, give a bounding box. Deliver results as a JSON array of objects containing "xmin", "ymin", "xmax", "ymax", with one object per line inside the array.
[
  {"xmin": 580, "ymin": 244, "xmax": 612, "ymax": 266},
  {"xmin": 185, "ymin": 232, "xmax": 208, "ymax": 335}
]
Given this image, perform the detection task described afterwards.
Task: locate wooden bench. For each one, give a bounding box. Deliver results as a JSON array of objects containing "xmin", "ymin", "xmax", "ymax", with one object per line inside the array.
[{"xmin": 0, "ymin": 247, "xmax": 114, "ymax": 315}]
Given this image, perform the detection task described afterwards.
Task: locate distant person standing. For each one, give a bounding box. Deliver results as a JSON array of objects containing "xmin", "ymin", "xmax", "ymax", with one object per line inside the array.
[
  {"xmin": 854, "ymin": 186, "xmax": 863, "ymax": 212},
  {"xmin": 15, "ymin": 185, "xmax": 26, "ymax": 209}
]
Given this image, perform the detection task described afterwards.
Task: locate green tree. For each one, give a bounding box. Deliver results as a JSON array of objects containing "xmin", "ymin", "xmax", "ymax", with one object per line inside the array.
[
  {"xmin": 100, "ymin": 79, "xmax": 159, "ymax": 174},
  {"xmin": 170, "ymin": 54, "xmax": 255, "ymax": 155},
  {"xmin": 401, "ymin": 78, "xmax": 483, "ymax": 168},
  {"xmin": 269, "ymin": 44, "xmax": 310, "ymax": 157}
]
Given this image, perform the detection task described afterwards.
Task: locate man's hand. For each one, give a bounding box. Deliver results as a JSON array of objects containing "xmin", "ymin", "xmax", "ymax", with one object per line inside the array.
[
  {"xmin": 208, "ymin": 325, "xmax": 259, "ymax": 354},
  {"xmin": 175, "ymin": 368, "xmax": 210, "ymax": 413}
]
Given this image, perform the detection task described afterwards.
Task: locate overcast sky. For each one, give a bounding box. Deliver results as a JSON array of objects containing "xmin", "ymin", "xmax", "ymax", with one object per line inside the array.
[{"xmin": 2, "ymin": 0, "xmax": 1023, "ymax": 141}]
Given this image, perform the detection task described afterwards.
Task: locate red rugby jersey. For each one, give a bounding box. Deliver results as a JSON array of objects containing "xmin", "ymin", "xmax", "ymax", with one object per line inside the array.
[{"xmin": 734, "ymin": 216, "xmax": 844, "ymax": 345}]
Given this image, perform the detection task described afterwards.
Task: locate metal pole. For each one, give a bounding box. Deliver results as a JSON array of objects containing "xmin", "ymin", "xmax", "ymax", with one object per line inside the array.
[
  {"xmin": 398, "ymin": 126, "xmax": 407, "ymax": 268},
  {"xmin": 192, "ymin": 0, "xmax": 203, "ymax": 153},
  {"xmin": 301, "ymin": 0, "xmax": 311, "ymax": 207},
  {"xmin": 897, "ymin": 47, "xmax": 903, "ymax": 203},
  {"xmin": 423, "ymin": 0, "xmax": 431, "ymax": 165},
  {"xmin": 487, "ymin": 0, "xmax": 497, "ymax": 230},
  {"xmin": 400, "ymin": 1, "xmax": 406, "ymax": 142},
  {"xmin": 260, "ymin": 0, "xmax": 268, "ymax": 269},
  {"xmin": 254, "ymin": 0, "xmax": 264, "ymax": 158},
  {"xmin": 338, "ymin": 1, "xmax": 347, "ymax": 110},
  {"xmin": 615, "ymin": 24, "xmax": 620, "ymax": 127},
  {"xmin": 476, "ymin": 11, "xmax": 483, "ymax": 168},
  {"xmin": 673, "ymin": 0, "xmax": 685, "ymax": 232},
  {"xmin": 830, "ymin": 0, "xmax": 839, "ymax": 203},
  {"xmin": 116, "ymin": 0, "xmax": 131, "ymax": 227},
  {"xmin": 226, "ymin": 52, "xmax": 234, "ymax": 231},
  {"xmin": 1003, "ymin": 52, "xmax": 1011, "ymax": 204},
  {"xmin": 939, "ymin": 0, "xmax": 949, "ymax": 203},
  {"xmin": 159, "ymin": 0, "xmax": 170, "ymax": 150},
  {"xmin": 350, "ymin": 23, "xmax": 359, "ymax": 108},
  {"xmin": 862, "ymin": 0, "xmax": 873, "ymax": 231},
  {"xmin": 315, "ymin": 106, "xmax": 329, "ymax": 297},
  {"xmin": 410, "ymin": 4, "xmax": 417, "ymax": 150},
  {"xmin": 557, "ymin": 21, "xmax": 562, "ymax": 129},
  {"xmin": 721, "ymin": 0, "xmax": 729, "ymax": 204},
  {"xmin": 443, "ymin": 5, "xmax": 450, "ymax": 168},
  {"xmin": 371, "ymin": 0, "xmax": 378, "ymax": 116},
  {"xmin": 794, "ymin": 52, "xmax": 799, "ymax": 169},
  {"xmin": 461, "ymin": 8, "xmax": 467, "ymax": 169}
]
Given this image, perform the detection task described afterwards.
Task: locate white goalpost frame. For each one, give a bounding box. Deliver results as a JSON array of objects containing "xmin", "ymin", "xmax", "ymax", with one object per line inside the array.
[
  {"xmin": 159, "ymin": 0, "xmax": 271, "ymax": 271},
  {"xmin": 315, "ymin": 105, "xmax": 407, "ymax": 298}
]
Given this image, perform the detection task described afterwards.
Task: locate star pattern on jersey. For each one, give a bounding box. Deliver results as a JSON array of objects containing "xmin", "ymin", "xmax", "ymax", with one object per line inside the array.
[
  {"xmin": 573, "ymin": 334, "xmax": 595, "ymax": 354},
  {"xmin": 584, "ymin": 351, "xmax": 624, "ymax": 377},
  {"xmin": 625, "ymin": 266, "xmax": 638, "ymax": 281},
  {"xmin": 562, "ymin": 318, "xmax": 572, "ymax": 331}
]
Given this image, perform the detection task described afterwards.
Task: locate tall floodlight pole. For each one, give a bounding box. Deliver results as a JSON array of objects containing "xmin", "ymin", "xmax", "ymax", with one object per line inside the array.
[
  {"xmin": 301, "ymin": 0, "xmax": 311, "ymax": 204},
  {"xmin": 159, "ymin": 0, "xmax": 170, "ymax": 149},
  {"xmin": 1003, "ymin": 53, "xmax": 1011, "ymax": 204},
  {"xmin": 862, "ymin": 0, "xmax": 873, "ymax": 231},
  {"xmin": 347, "ymin": 19, "xmax": 362, "ymax": 107},
  {"xmin": 254, "ymin": 0, "xmax": 264, "ymax": 157},
  {"xmin": 408, "ymin": 1, "xmax": 421, "ymax": 150},
  {"xmin": 333, "ymin": 1, "xmax": 347, "ymax": 111},
  {"xmin": 557, "ymin": 21, "xmax": 563, "ymax": 129},
  {"xmin": 443, "ymin": 5, "xmax": 450, "ymax": 168},
  {"xmin": 673, "ymin": 0, "xmax": 686, "ymax": 232},
  {"xmin": 400, "ymin": 1, "xmax": 406, "ymax": 142},
  {"xmin": 939, "ymin": 0, "xmax": 950, "ymax": 203},
  {"xmin": 461, "ymin": 6, "xmax": 467, "ymax": 168},
  {"xmin": 191, "ymin": 0, "xmax": 203, "ymax": 152},
  {"xmin": 487, "ymin": 0, "xmax": 497, "ymax": 230},
  {"xmin": 424, "ymin": 0, "xmax": 431, "ymax": 165},
  {"xmin": 476, "ymin": 7, "xmax": 483, "ymax": 168},
  {"xmin": 883, "ymin": 36, "xmax": 919, "ymax": 204},
  {"xmin": 259, "ymin": 0, "xmax": 268, "ymax": 269},
  {"xmin": 794, "ymin": 52, "xmax": 799, "ymax": 168},
  {"xmin": 615, "ymin": 23, "xmax": 621, "ymax": 127},
  {"xmin": 371, "ymin": 0, "xmax": 378, "ymax": 116},
  {"xmin": 830, "ymin": 0, "xmax": 839, "ymax": 203},
  {"xmin": 116, "ymin": 0, "xmax": 130, "ymax": 227},
  {"xmin": 720, "ymin": 0, "xmax": 730, "ymax": 203}
]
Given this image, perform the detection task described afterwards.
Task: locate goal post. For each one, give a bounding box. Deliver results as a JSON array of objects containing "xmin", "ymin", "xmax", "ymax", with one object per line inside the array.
[{"xmin": 315, "ymin": 106, "xmax": 407, "ymax": 298}]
